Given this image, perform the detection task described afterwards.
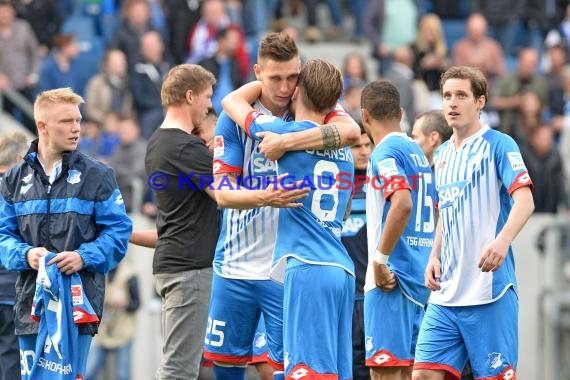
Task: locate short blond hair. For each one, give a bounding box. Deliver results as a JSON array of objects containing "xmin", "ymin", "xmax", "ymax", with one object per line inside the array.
[
  {"xmin": 33, "ymin": 87, "xmax": 84, "ymax": 122},
  {"xmin": 161, "ymin": 64, "xmax": 216, "ymax": 108}
]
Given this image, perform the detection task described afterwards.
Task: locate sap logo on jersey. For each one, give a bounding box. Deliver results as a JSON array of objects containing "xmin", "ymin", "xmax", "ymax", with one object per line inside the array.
[
  {"xmin": 438, "ymin": 180, "xmax": 468, "ymax": 208},
  {"xmin": 252, "ymin": 152, "xmax": 275, "ymax": 175},
  {"xmin": 342, "ymin": 215, "xmax": 365, "ymax": 237}
]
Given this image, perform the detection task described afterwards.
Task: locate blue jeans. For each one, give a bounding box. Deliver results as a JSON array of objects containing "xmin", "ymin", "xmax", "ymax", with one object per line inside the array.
[{"xmin": 85, "ymin": 341, "xmax": 133, "ymax": 380}]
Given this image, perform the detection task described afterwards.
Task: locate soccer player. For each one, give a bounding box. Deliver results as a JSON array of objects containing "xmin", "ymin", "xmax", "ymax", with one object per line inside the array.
[
  {"xmin": 410, "ymin": 110, "xmax": 452, "ymax": 168},
  {"xmin": 341, "ymin": 124, "xmax": 373, "ymax": 380},
  {"xmin": 223, "ymin": 58, "xmax": 355, "ymax": 379},
  {"xmin": 412, "ymin": 66, "xmax": 535, "ymax": 380},
  {"xmin": 361, "ymin": 80, "xmax": 436, "ymax": 380},
  {"xmin": 204, "ymin": 32, "xmax": 359, "ymax": 380},
  {"xmin": 0, "ymin": 87, "xmax": 132, "ymax": 379}
]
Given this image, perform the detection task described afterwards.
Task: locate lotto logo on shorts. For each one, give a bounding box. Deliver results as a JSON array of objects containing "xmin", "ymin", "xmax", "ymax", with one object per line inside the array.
[
  {"xmin": 501, "ymin": 366, "xmax": 516, "ymax": 380},
  {"xmin": 373, "ymin": 353, "xmax": 391, "ymax": 365},
  {"xmin": 287, "ymin": 364, "xmax": 314, "ymax": 379}
]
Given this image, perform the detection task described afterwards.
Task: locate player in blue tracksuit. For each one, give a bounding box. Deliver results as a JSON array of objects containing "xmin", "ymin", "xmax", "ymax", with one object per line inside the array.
[
  {"xmin": 223, "ymin": 59, "xmax": 355, "ymax": 379},
  {"xmin": 0, "ymin": 88, "xmax": 132, "ymax": 379}
]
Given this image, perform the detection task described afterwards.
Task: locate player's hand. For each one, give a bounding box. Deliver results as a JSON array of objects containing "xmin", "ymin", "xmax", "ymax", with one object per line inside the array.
[
  {"xmin": 424, "ymin": 255, "xmax": 441, "ymax": 291},
  {"xmin": 478, "ymin": 238, "xmax": 509, "ymax": 272},
  {"xmin": 26, "ymin": 247, "xmax": 49, "ymax": 270},
  {"xmin": 48, "ymin": 251, "xmax": 85, "ymax": 275},
  {"xmin": 257, "ymin": 131, "xmax": 290, "ymax": 161},
  {"xmin": 374, "ymin": 262, "xmax": 397, "ymax": 292},
  {"xmin": 260, "ymin": 174, "xmax": 309, "ymax": 208}
]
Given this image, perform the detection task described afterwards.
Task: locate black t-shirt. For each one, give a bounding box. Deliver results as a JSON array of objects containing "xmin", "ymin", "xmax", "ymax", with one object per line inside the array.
[
  {"xmin": 145, "ymin": 128, "xmax": 219, "ymax": 273},
  {"xmin": 341, "ymin": 169, "xmax": 368, "ymax": 297}
]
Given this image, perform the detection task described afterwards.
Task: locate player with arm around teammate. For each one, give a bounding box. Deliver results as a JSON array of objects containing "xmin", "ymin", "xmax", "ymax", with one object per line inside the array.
[
  {"xmin": 223, "ymin": 58, "xmax": 356, "ymax": 379},
  {"xmin": 205, "ymin": 32, "xmax": 358, "ymax": 380}
]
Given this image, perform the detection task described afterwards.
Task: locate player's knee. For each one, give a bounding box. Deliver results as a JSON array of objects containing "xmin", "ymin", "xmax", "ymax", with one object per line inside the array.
[{"xmin": 411, "ymin": 369, "xmax": 443, "ymax": 380}]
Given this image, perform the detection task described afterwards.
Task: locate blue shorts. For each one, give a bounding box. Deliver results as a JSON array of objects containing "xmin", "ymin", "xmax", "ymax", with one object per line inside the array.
[
  {"xmin": 414, "ymin": 287, "xmax": 518, "ymax": 379},
  {"xmin": 284, "ymin": 260, "xmax": 355, "ymax": 379},
  {"xmin": 203, "ymin": 272, "xmax": 284, "ymax": 369},
  {"xmin": 250, "ymin": 314, "xmax": 269, "ymax": 364},
  {"xmin": 364, "ymin": 285, "xmax": 424, "ymax": 367}
]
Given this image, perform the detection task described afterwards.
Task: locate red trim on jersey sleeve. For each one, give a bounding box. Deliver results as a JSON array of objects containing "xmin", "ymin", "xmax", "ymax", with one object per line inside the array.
[
  {"xmin": 286, "ymin": 364, "xmax": 338, "ymax": 379},
  {"xmin": 213, "ymin": 159, "xmax": 242, "ymax": 176},
  {"xmin": 203, "ymin": 350, "xmax": 251, "ymax": 365},
  {"xmin": 476, "ymin": 365, "xmax": 516, "ymax": 380},
  {"xmin": 244, "ymin": 110, "xmax": 262, "ymax": 138},
  {"xmin": 366, "ymin": 349, "xmax": 413, "ymax": 367},
  {"xmin": 324, "ymin": 109, "xmax": 349, "ymax": 124},
  {"xmin": 508, "ymin": 172, "xmax": 533, "ymax": 195},
  {"xmin": 384, "ymin": 178, "xmax": 412, "ymax": 200},
  {"xmin": 30, "ymin": 314, "xmax": 40, "ymax": 322},
  {"xmin": 413, "ymin": 362, "xmax": 461, "ymax": 380}
]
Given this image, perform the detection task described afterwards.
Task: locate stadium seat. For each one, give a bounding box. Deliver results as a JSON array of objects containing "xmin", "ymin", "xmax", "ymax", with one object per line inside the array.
[{"xmin": 442, "ymin": 19, "xmax": 466, "ymax": 55}]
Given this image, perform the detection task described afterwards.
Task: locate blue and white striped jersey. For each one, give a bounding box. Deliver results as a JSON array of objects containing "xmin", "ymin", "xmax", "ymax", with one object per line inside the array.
[
  {"xmin": 212, "ymin": 101, "xmax": 291, "ymax": 279},
  {"xmin": 431, "ymin": 126, "xmax": 533, "ymax": 306},
  {"xmin": 364, "ymin": 133, "xmax": 436, "ymax": 306}
]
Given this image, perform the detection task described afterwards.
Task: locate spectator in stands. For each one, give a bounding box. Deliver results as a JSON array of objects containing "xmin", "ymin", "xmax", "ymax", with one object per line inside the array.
[
  {"xmin": 36, "ymin": 33, "xmax": 83, "ymax": 96},
  {"xmin": 109, "ymin": 117, "xmax": 147, "ymax": 213},
  {"xmin": 98, "ymin": 112, "xmax": 122, "ymax": 160},
  {"xmin": 511, "ymin": 90, "xmax": 546, "ymax": 146},
  {"xmin": 452, "ymin": 12, "xmax": 506, "ymax": 85},
  {"xmin": 547, "ymin": 48, "xmax": 570, "ymax": 137},
  {"xmin": 185, "ymin": 0, "xmax": 249, "ymax": 80},
  {"xmin": 168, "ymin": 0, "xmax": 201, "ymax": 64},
  {"xmin": 301, "ymin": 0, "xmax": 345, "ymax": 43},
  {"xmin": 364, "ymin": 0, "xmax": 418, "ymax": 75},
  {"xmin": 130, "ymin": 30, "xmax": 171, "ymax": 139},
  {"xmin": 85, "ymin": 259, "xmax": 141, "ymax": 380},
  {"xmin": 411, "ymin": 13, "xmax": 448, "ymax": 104},
  {"xmin": 492, "ymin": 48, "xmax": 548, "ymax": 136},
  {"xmin": 0, "ymin": 0, "xmax": 40, "ymax": 132},
  {"xmin": 383, "ymin": 45, "xmax": 416, "ymax": 132},
  {"xmin": 85, "ymin": 48, "xmax": 134, "ymax": 126},
  {"xmin": 110, "ymin": 0, "xmax": 156, "ymax": 69},
  {"xmin": 77, "ymin": 118, "xmax": 102, "ymax": 159},
  {"xmin": 198, "ymin": 27, "xmax": 244, "ymax": 115},
  {"xmin": 342, "ymin": 52, "xmax": 368, "ymax": 93},
  {"xmin": 13, "ymin": 0, "xmax": 62, "ymax": 55},
  {"xmin": 520, "ymin": 124, "xmax": 569, "ymax": 213},
  {"xmin": 471, "ymin": 0, "xmax": 523, "ymax": 57}
]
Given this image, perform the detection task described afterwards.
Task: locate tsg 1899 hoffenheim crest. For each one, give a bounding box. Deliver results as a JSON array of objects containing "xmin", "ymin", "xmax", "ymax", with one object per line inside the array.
[{"xmin": 67, "ymin": 170, "xmax": 82, "ymax": 185}]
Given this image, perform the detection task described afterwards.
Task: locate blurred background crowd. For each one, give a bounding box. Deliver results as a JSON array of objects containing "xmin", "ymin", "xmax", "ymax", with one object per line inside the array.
[
  {"xmin": 3, "ymin": 1, "xmax": 570, "ymax": 379},
  {"xmin": 1, "ymin": 0, "xmax": 570, "ymax": 217}
]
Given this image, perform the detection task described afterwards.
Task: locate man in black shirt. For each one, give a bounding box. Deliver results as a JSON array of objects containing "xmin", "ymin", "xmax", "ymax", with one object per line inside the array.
[{"xmin": 144, "ymin": 63, "xmax": 218, "ymax": 380}]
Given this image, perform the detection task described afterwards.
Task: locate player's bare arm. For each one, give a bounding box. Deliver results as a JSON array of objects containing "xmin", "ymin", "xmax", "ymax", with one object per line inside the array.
[
  {"xmin": 129, "ymin": 229, "xmax": 158, "ymax": 248},
  {"xmin": 257, "ymin": 116, "xmax": 360, "ymax": 161},
  {"xmin": 213, "ymin": 173, "xmax": 309, "ymax": 210},
  {"xmin": 425, "ymin": 215, "xmax": 442, "ymax": 291},
  {"xmin": 374, "ymin": 189, "xmax": 412, "ymax": 292},
  {"xmin": 478, "ymin": 186, "xmax": 534, "ymax": 272},
  {"xmin": 221, "ymin": 81, "xmax": 262, "ymax": 128}
]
